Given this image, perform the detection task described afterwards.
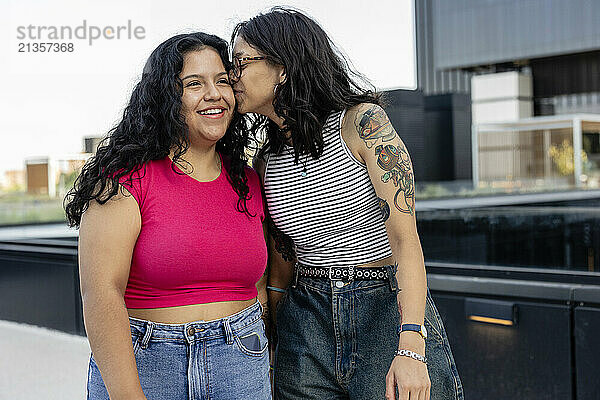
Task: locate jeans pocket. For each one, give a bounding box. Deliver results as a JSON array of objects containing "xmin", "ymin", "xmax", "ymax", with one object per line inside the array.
[
  {"xmin": 424, "ymin": 294, "xmax": 464, "ymax": 399},
  {"xmin": 235, "ymin": 319, "xmax": 269, "ymax": 357}
]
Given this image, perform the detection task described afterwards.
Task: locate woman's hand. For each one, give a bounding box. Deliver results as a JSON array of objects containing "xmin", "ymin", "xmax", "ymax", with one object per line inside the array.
[
  {"xmin": 386, "ymin": 355, "xmax": 430, "ymax": 400},
  {"xmin": 385, "ymin": 333, "xmax": 430, "ymax": 400}
]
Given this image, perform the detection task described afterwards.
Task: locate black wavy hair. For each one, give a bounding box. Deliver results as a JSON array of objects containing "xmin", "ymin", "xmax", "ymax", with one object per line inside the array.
[
  {"xmin": 232, "ymin": 7, "xmax": 383, "ymax": 162},
  {"xmin": 65, "ymin": 32, "xmax": 253, "ymax": 228}
]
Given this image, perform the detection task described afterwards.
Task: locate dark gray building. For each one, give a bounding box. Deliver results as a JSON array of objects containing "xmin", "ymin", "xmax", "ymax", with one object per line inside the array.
[
  {"xmin": 415, "ymin": 0, "xmax": 600, "ymax": 115},
  {"xmin": 384, "ymin": 89, "xmax": 472, "ymax": 182},
  {"xmin": 408, "ymin": 0, "xmax": 600, "ymax": 184}
]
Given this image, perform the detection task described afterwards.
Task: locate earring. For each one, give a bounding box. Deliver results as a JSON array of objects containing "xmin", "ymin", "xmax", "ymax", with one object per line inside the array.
[{"xmin": 273, "ymin": 84, "xmax": 279, "ymax": 95}]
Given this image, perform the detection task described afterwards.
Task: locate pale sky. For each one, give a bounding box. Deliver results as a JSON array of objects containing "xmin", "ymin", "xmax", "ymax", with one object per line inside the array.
[{"xmin": 0, "ymin": 0, "xmax": 415, "ymax": 178}]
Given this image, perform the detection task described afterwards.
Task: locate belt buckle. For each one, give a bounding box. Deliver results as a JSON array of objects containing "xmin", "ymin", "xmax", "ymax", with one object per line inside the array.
[
  {"xmin": 329, "ymin": 266, "xmax": 351, "ymax": 288},
  {"xmin": 329, "ymin": 267, "xmax": 343, "ymax": 281}
]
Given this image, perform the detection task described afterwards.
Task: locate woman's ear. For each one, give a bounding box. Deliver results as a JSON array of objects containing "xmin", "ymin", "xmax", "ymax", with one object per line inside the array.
[{"xmin": 279, "ymin": 68, "xmax": 287, "ymax": 85}]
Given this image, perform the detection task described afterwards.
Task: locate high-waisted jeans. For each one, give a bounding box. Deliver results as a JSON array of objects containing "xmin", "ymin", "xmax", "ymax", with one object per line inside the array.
[
  {"xmin": 87, "ymin": 301, "xmax": 271, "ymax": 400},
  {"xmin": 274, "ymin": 264, "xmax": 464, "ymax": 399}
]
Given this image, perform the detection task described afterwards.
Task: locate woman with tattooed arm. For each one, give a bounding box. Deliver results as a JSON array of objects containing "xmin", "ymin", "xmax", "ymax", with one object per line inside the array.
[{"xmin": 229, "ymin": 7, "xmax": 463, "ymax": 400}]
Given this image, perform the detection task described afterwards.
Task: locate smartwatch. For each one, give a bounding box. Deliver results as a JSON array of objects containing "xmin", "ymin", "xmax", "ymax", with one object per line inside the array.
[{"xmin": 397, "ymin": 323, "xmax": 428, "ymax": 340}]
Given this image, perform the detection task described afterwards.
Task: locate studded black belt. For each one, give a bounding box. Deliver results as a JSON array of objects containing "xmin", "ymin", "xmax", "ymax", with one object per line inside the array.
[{"xmin": 295, "ymin": 264, "xmax": 390, "ymax": 282}]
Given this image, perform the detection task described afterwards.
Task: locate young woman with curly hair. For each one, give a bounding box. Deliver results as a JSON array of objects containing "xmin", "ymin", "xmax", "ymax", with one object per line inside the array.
[{"xmin": 65, "ymin": 32, "xmax": 270, "ymax": 400}]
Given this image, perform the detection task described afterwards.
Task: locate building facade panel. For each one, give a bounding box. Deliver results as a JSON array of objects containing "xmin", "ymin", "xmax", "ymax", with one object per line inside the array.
[{"xmin": 431, "ymin": 0, "xmax": 600, "ymax": 70}]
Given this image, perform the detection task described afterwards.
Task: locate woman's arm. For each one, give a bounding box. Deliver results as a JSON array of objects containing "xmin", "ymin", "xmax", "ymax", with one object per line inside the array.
[
  {"xmin": 253, "ymin": 158, "xmax": 296, "ymax": 328},
  {"xmin": 78, "ymin": 186, "xmax": 146, "ymax": 400},
  {"xmin": 265, "ymin": 221, "xmax": 296, "ymax": 326},
  {"xmin": 343, "ymin": 103, "xmax": 430, "ymax": 400},
  {"xmin": 257, "ymin": 222, "xmax": 269, "ymax": 326}
]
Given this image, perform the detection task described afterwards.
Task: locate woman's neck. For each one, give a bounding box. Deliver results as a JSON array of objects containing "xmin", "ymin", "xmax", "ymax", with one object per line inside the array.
[
  {"xmin": 169, "ymin": 143, "xmax": 221, "ymax": 179},
  {"xmin": 269, "ymin": 113, "xmax": 286, "ymax": 130},
  {"xmin": 266, "ymin": 112, "xmax": 293, "ymax": 146}
]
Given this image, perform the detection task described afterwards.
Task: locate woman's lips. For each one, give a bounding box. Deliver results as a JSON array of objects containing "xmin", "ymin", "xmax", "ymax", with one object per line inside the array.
[{"xmin": 197, "ymin": 108, "xmax": 226, "ymax": 119}]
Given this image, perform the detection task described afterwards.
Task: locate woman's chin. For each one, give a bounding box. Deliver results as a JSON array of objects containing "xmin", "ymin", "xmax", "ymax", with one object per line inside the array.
[
  {"xmin": 236, "ymin": 101, "xmax": 249, "ymax": 115},
  {"xmin": 187, "ymin": 130, "xmax": 226, "ymax": 146},
  {"xmin": 234, "ymin": 96, "xmax": 254, "ymax": 115}
]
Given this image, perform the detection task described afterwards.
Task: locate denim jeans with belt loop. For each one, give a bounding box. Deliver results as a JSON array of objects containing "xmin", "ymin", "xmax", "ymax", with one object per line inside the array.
[
  {"xmin": 274, "ymin": 264, "xmax": 464, "ymax": 400},
  {"xmin": 87, "ymin": 301, "xmax": 271, "ymax": 400}
]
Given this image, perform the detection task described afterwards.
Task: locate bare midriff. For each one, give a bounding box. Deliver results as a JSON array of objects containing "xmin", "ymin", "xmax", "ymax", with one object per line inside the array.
[
  {"xmin": 127, "ymin": 256, "xmax": 395, "ymax": 324},
  {"xmin": 356, "ymin": 255, "xmax": 395, "ymax": 268},
  {"xmin": 127, "ymin": 298, "xmax": 257, "ymax": 324}
]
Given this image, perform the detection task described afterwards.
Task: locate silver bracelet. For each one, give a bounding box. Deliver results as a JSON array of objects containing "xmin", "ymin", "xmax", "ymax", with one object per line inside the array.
[{"xmin": 395, "ymin": 349, "xmax": 427, "ymax": 364}]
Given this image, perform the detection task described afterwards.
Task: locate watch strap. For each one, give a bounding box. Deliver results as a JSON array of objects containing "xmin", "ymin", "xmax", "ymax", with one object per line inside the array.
[{"xmin": 397, "ymin": 323, "xmax": 426, "ymax": 339}]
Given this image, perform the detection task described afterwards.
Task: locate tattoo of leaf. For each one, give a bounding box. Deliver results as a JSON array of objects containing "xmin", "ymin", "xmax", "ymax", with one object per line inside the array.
[
  {"xmin": 354, "ymin": 106, "xmax": 396, "ymax": 148},
  {"xmin": 269, "ymin": 219, "xmax": 296, "ymax": 262},
  {"xmin": 374, "ymin": 144, "xmax": 415, "ymax": 216}
]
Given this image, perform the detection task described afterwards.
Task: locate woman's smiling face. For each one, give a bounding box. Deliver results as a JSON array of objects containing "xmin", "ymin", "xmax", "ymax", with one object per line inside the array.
[{"xmin": 179, "ymin": 47, "xmax": 235, "ymax": 146}]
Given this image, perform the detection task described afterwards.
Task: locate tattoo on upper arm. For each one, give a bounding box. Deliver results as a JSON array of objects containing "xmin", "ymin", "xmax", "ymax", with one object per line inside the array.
[
  {"xmin": 355, "ymin": 105, "xmax": 415, "ymax": 216},
  {"xmin": 375, "ymin": 144, "xmax": 415, "ymax": 215},
  {"xmin": 378, "ymin": 197, "xmax": 390, "ymax": 222},
  {"xmin": 269, "ymin": 219, "xmax": 296, "ymax": 262},
  {"xmin": 354, "ymin": 106, "xmax": 396, "ymax": 148}
]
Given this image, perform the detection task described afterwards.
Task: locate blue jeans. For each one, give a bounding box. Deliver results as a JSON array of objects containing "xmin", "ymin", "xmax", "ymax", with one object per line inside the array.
[
  {"xmin": 274, "ymin": 265, "xmax": 463, "ymax": 399},
  {"xmin": 87, "ymin": 301, "xmax": 271, "ymax": 400}
]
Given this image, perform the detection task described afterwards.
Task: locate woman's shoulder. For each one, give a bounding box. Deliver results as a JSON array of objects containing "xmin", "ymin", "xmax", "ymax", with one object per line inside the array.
[
  {"xmin": 341, "ymin": 103, "xmax": 389, "ymax": 140},
  {"xmin": 115, "ymin": 158, "xmax": 170, "ymax": 188},
  {"xmin": 343, "ymin": 102, "xmax": 385, "ymax": 126},
  {"xmin": 111, "ymin": 157, "xmax": 168, "ymax": 206},
  {"xmin": 338, "ymin": 103, "xmax": 389, "ymax": 163}
]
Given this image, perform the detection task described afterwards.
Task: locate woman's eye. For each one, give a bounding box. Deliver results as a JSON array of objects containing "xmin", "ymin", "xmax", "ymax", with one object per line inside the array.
[
  {"xmin": 218, "ymin": 79, "xmax": 231, "ymax": 85},
  {"xmin": 186, "ymin": 81, "xmax": 201, "ymax": 87}
]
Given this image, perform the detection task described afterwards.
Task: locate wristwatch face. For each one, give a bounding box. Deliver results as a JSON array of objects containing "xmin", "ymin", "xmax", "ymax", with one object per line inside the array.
[{"xmin": 421, "ymin": 324, "xmax": 428, "ymax": 339}]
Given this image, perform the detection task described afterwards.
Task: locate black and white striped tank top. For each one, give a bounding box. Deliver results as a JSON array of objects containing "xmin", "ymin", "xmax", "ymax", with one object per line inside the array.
[{"xmin": 264, "ymin": 110, "xmax": 393, "ymax": 267}]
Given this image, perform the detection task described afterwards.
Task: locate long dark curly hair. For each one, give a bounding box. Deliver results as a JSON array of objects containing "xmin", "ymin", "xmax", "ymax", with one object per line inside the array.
[
  {"xmin": 232, "ymin": 7, "xmax": 383, "ymax": 163},
  {"xmin": 65, "ymin": 32, "xmax": 253, "ymax": 228}
]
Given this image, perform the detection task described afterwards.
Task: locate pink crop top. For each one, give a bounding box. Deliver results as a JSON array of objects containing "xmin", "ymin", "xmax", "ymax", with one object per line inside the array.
[{"xmin": 118, "ymin": 154, "xmax": 266, "ymax": 309}]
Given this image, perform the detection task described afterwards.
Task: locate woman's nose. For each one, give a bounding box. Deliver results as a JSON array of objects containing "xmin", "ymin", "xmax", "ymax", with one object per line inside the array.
[{"xmin": 203, "ymin": 83, "xmax": 222, "ymax": 101}]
